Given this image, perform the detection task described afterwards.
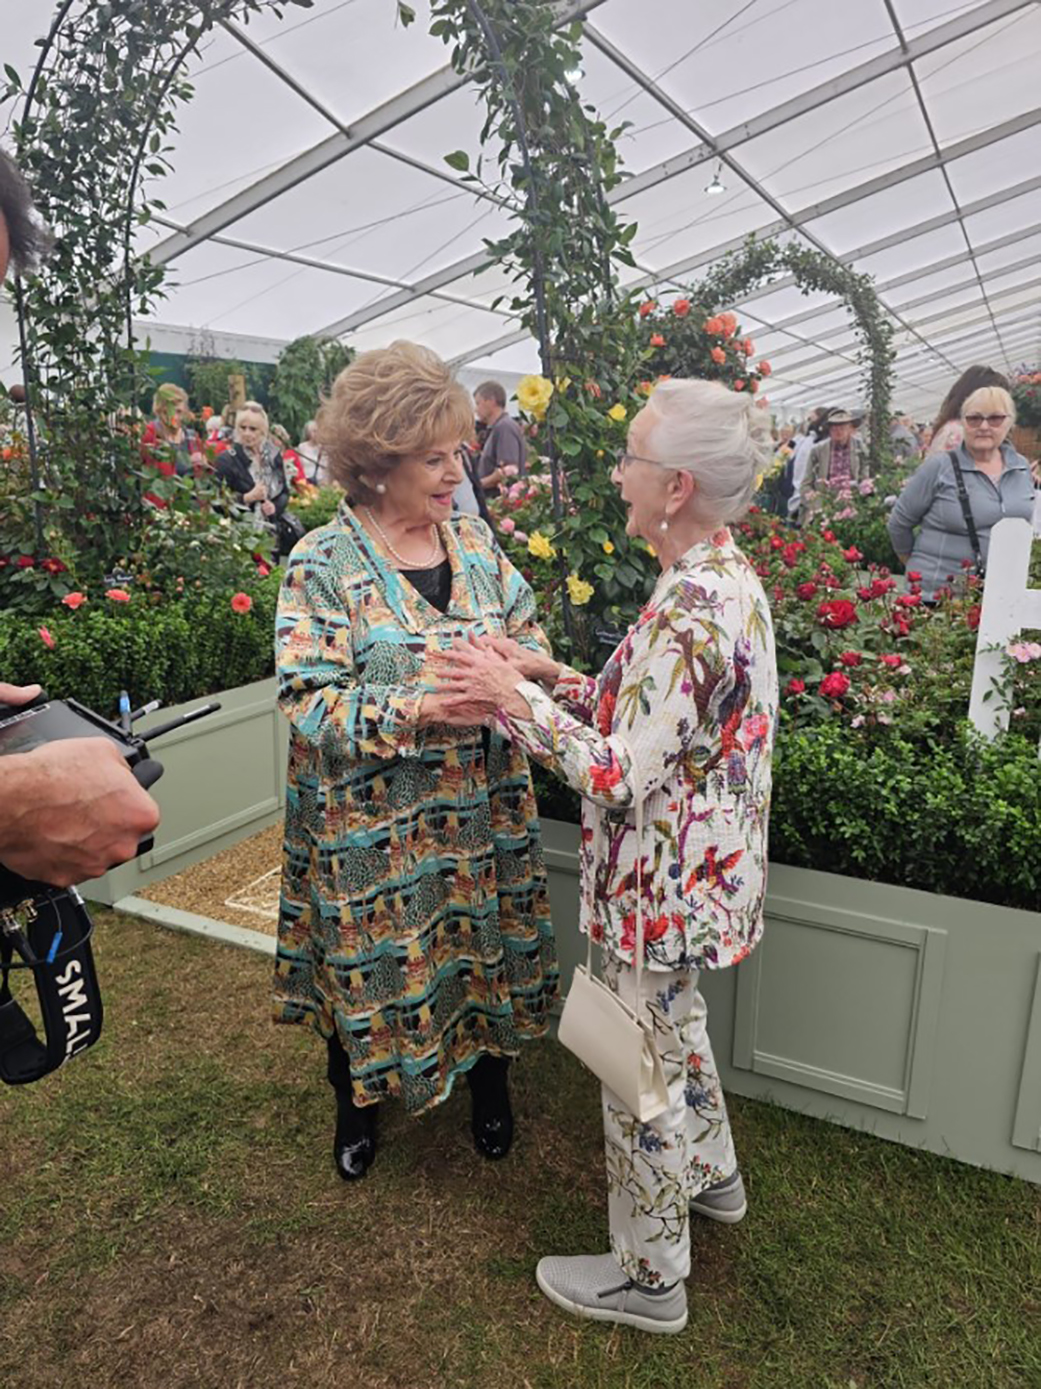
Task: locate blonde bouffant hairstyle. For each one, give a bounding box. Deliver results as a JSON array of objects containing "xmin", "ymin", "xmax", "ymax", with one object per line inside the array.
[{"xmin": 318, "ymin": 340, "xmax": 474, "ymax": 504}]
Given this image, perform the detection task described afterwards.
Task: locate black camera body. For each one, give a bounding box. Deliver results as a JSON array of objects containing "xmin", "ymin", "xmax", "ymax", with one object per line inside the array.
[{"xmin": 0, "ymin": 692, "xmax": 218, "ymax": 1084}]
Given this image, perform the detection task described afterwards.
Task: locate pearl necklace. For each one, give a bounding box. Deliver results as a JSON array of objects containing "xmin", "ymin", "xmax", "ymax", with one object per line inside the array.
[{"xmin": 363, "ymin": 507, "xmax": 444, "ymax": 570}]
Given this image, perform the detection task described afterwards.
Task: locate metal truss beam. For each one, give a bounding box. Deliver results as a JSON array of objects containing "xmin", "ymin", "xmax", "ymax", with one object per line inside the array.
[
  {"xmin": 148, "ymin": 0, "xmax": 606, "ymax": 269},
  {"xmin": 321, "ymin": 0, "xmax": 1035, "ymax": 341}
]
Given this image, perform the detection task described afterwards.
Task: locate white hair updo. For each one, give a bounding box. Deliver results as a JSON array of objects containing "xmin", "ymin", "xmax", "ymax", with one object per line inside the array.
[{"xmin": 641, "ymin": 378, "xmax": 774, "ymax": 525}]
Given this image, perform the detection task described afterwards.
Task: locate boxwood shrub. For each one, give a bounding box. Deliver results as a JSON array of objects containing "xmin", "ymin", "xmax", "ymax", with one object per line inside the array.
[{"xmin": 0, "ymin": 573, "xmax": 281, "ymax": 717}]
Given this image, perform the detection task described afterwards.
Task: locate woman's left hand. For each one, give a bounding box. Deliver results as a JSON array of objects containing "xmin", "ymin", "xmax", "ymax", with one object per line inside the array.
[
  {"xmin": 432, "ymin": 638, "xmax": 531, "ymax": 721},
  {"xmin": 261, "ymin": 500, "xmax": 277, "ymax": 517}
]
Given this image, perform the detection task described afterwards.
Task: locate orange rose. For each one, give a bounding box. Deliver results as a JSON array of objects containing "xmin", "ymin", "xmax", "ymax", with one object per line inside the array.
[
  {"xmin": 638, "ymin": 300, "xmax": 657, "ymax": 318},
  {"xmin": 62, "ymin": 592, "xmax": 88, "ymax": 610},
  {"xmin": 703, "ymin": 316, "xmax": 723, "ymax": 335},
  {"xmin": 672, "ymin": 298, "xmax": 691, "ymax": 317},
  {"xmin": 711, "ymin": 346, "xmax": 726, "ymax": 365},
  {"xmin": 650, "ymin": 333, "xmax": 665, "ymax": 347},
  {"xmin": 743, "ymin": 339, "xmax": 755, "ymax": 356},
  {"xmin": 720, "ymin": 312, "xmax": 738, "ymax": 338},
  {"xmin": 757, "ymin": 360, "xmax": 772, "ymax": 376},
  {"xmin": 734, "ymin": 379, "xmax": 746, "ymax": 391}
]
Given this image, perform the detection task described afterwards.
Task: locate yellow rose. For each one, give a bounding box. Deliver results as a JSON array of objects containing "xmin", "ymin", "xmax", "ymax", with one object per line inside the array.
[
  {"xmin": 516, "ymin": 374, "xmax": 554, "ymax": 420},
  {"xmin": 527, "ymin": 531, "xmax": 557, "ymax": 561},
  {"xmin": 602, "ymin": 540, "xmax": 615, "ymax": 554},
  {"xmin": 554, "ymin": 375, "xmax": 572, "ymax": 393},
  {"xmin": 607, "ymin": 403, "xmax": 627, "ymax": 422},
  {"xmin": 566, "ymin": 573, "xmax": 594, "ymax": 606}
]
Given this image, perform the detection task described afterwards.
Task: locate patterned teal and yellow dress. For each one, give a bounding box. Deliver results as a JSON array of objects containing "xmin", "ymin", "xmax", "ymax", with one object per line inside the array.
[{"xmin": 273, "ymin": 503, "xmax": 558, "ymax": 1115}]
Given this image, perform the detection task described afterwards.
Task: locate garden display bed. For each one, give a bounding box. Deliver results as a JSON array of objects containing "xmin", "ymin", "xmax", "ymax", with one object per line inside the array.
[
  {"xmin": 541, "ymin": 817, "xmax": 1041, "ymax": 1186},
  {"xmin": 87, "ymin": 678, "xmax": 288, "ymax": 904}
]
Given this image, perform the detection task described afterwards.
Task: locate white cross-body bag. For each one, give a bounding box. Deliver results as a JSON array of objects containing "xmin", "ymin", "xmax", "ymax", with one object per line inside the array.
[{"xmin": 557, "ymin": 743, "xmax": 669, "ymax": 1123}]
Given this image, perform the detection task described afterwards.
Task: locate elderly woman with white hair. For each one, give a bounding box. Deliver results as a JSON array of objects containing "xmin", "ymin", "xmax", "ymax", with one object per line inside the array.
[
  {"xmin": 888, "ymin": 384, "xmax": 1035, "ymax": 596},
  {"xmin": 435, "ymin": 379, "xmax": 779, "ymax": 1335}
]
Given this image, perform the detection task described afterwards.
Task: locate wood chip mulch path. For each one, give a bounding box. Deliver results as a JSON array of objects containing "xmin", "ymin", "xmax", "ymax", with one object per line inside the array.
[{"xmin": 138, "ymin": 822, "xmax": 284, "ymax": 934}]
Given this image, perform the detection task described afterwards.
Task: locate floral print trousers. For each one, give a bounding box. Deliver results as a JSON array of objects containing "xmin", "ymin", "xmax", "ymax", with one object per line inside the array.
[{"xmin": 602, "ymin": 958, "xmax": 737, "ymax": 1287}]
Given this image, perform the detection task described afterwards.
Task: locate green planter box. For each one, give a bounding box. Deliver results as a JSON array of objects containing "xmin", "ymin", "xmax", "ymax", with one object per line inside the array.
[
  {"xmin": 539, "ymin": 817, "xmax": 1041, "ymax": 1185},
  {"xmin": 86, "ymin": 678, "xmax": 288, "ymax": 905}
]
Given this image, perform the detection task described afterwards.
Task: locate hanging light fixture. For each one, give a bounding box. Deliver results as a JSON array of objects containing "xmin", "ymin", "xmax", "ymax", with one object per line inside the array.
[{"xmin": 704, "ymin": 161, "xmax": 725, "ymax": 196}]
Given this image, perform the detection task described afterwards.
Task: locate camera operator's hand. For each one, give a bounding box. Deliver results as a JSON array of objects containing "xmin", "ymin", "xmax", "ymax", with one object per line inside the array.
[
  {"xmin": 0, "ymin": 681, "xmax": 43, "ymax": 706},
  {"xmin": 0, "ymin": 737, "xmax": 160, "ymax": 887}
]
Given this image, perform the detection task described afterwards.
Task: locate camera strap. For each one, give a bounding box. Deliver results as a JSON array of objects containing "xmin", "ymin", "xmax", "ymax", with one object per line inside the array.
[{"xmin": 0, "ymin": 885, "xmax": 103, "ymax": 1085}]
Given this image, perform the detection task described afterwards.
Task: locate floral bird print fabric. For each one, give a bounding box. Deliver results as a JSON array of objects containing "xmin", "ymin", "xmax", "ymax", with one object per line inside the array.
[{"xmin": 499, "ymin": 528, "xmax": 778, "ymax": 972}]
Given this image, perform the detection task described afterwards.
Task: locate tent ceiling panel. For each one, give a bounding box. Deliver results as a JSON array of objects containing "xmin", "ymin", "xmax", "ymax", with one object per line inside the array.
[
  {"xmin": 621, "ymin": 180, "xmax": 776, "ymax": 271},
  {"xmin": 219, "ymin": 0, "xmax": 454, "ymax": 131},
  {"xmin": 725, "ymin": 284, "xmax": 839, "ymax": 326},
  {"xmin": 144, "ymin": 25, "xmax": 333, "ymax": 226},
  {"xmin": 343, "ymin": 293, "xmax": 510, "ymax": 360},
  {"xmin": 912, "ymin": 4, "xmax": 1041, "ymax": 145},
  {"xmin": 375, "ymin": 82, "xmax": 508, "ymax": 177},
  {"xmin": 975, "ymin": 227, "xmax": 1041, "ymax": 272},
  {"xmin": 224, "ymin": 147, "xmax": 508, "ymax": 281},
  {"xmin": 594, "ymin": 0, "xmax": 896, "ymax": 135},
  {"xmin": 944, "ymin": 125, "xmax": 1041, "ymax": 206},
  {"xmin": 963, "ymin": 185, "xmax": 1041, "ymax": 246},
  {"xmin": 801, "ymin": 168, "xmax": 954, "ymax": 256},
  {"xmin": 732, "ymin": 69, "xmax": 930, "ymax": 209},
  {"xmin": 855, "ymin": 223, "xmax": 967, "ymax": 281}
]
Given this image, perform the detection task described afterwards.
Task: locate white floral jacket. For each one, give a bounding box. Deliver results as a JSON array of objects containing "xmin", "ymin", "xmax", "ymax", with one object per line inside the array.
[{"xmin": 500, "ymin": 529, "xmax": 778, "ymax": 972}]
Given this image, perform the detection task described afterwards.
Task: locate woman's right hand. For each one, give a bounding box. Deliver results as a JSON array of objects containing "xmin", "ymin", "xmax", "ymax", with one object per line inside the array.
[{"xmin": 472, "ymin": 635, "xmax": 562, "ymax": 686}]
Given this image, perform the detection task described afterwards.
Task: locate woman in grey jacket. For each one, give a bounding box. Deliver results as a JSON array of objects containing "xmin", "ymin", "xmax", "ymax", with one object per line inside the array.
[{"xmin": 887, "ymin": 386, "xmax": 1035, "ymax": 597}]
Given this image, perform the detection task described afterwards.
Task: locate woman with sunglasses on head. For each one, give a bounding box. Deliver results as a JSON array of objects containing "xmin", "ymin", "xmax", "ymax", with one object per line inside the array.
[
  {"xmin": 888, "ymin": 384, "xmax": 1034, "ymax": 597},
  {"xmin": 431, "ymin": 379, "xmax": 778, "ymax": 1335}
]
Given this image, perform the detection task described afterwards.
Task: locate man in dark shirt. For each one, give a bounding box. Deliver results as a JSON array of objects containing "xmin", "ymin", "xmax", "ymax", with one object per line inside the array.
[{"xmin": 474, "ymin": 381, "xmax": 527, "ymax": 492}]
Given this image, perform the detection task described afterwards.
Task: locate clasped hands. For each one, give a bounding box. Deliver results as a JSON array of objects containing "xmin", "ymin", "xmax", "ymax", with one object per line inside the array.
[{"xmin": 422, "ymin": 635, "xmax": 561, "ymax": 728}]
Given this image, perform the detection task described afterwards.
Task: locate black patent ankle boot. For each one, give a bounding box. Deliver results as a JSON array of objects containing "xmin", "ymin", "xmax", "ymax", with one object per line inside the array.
[
  {"xmin": 333, "ymin": 1086, "xmax": 377, "ymax": 1181},
  {"xmin": 467, "ymin": 1054, "xmax": 513, "ymax": 1160}
]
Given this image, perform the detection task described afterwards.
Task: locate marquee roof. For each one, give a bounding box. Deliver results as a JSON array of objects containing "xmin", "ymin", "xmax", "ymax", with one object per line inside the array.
[{"xmin": 2, "ymin": 0, "xmax": 1040, "ymax": 417}]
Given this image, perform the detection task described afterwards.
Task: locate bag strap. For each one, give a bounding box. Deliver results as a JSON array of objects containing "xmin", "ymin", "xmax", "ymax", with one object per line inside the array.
[
  {"xmin": 586, "ymin": 739, "xmax": 644, "ymax": 993},
  {"xmin": 948, "ymin": 449, "xmax": 983, "ymax": 571}
]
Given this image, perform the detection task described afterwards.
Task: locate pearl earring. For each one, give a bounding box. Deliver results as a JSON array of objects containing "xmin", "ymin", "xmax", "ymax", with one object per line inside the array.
[
  {"xmin": 659, "ymin": 517, "xmax": 669, "ymax": 532},
  {"xmin": 375, "ymin": 482, "xmax": 387, "ymax": 495}
]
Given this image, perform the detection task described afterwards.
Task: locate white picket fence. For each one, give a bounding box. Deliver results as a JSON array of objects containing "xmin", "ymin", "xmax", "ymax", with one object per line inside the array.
[{"xmin": 968, "ymin": 518, "xmax": 1041, "ymax": 752}]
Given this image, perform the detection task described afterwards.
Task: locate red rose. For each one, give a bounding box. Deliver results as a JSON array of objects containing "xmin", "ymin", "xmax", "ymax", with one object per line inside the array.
[
  {"xmin": 231, "ymin": 592, "xmax": 253, "ymax": 614},
  {"xmin": 897, "ymin": 593, "xmax": 922, "ymax": 608},
  {"xmin": 817, "ymin": 599, "xmax": 858, "ymax": 629},
  {"xmin": 857, "ymin": 586, "xmax": 873, "ymax": 601},
  {"xmin": 907, "ymin": 570, "xmax": 922, "ymax": 581},
  {"xmin": 650, "ymin": 333, "xmax": 665, "ymax": 347},
  {"xmin": 638, "ymin": 301, "xmax": 657, "ymax": 318},
  {"xmin": 839, "ymin": 651, "xmax": 862, "ymax": 667},
  {"xmin": 38, "ymin": 626, "xmax": 55, "ymax": 650},
  {"xmin": 797, "ymin": 581, "xmax": 818, "ymax": 600},
  {"xmin": 843, "ymin": 546, "xmax": 863, "ymax": 563},
  {"xmin": 769, "ymin": 535, "xmax": 784, "ymax": 550},
  {"xmin": 105, "ymin": 588, "xmax": 130, "ymax": 601},
  {"xmin": 0, "ymin": 556, "xmax": 8, "ymax": 569},
  {"xmin": 41, "ymin": 558, "xmax": 68, "ymax": 574},
  {"xmin": 820, "ymin": 671, "xmax": 851, "ymax": 699},
  {"xmin": 966, "ymin": 604, "xmax": 981, "ymax": 631},
  {"xmin": 823, "ymin": 530, "xmax": 837, "ymax": 544},
  {"xmin": 672, "ymin": 298, "xmax": 691, "ymax": 317},
  {"xmin": 62, "ymin": 592, "xmax": 87, "ymax": 610},
  {"xmin": 757, "ymin": 360, "xmax": 772, "ymax": 377},
  {"xmin": 786, "ymin": 678, "xmax": 806, "ymax": 696},
  {"xmin": 16, "ymin": 555, "xmax": 34, "ymax": 569},
  {"xmin": 879, "ymin": 653, "xmax": 902, "ymax": 668}
]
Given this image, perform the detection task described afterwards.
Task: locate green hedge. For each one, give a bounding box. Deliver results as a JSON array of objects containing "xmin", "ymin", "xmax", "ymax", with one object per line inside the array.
[
  {"xmin": 0, "ymin": 574, "xmax": 281, "ymax": 717},
  {"xmin": 533, "ymin": 722, "xmax": 1041, "ymax": 912}
]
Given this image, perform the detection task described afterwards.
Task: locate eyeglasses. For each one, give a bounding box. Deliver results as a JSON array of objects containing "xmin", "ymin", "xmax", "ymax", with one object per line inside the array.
[
  {"xmin": 963, "ymin": 413, "xmax": 1008, "ymax": 428},
  {"xmin": 615, "ymin": 449, "xmax": 668, "ymax": 471}
]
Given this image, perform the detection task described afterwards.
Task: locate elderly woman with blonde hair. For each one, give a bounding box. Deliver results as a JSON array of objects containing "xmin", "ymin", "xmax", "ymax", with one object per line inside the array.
[
  {"xmin": 888, "ymin": 383, "xmax": 1035, "ymax": 596},
  {"xmin": 435, "ymin": 379, "xmax": 779, "ymax": 1334},
  {"xmin": 274, "ymin": 340, "xmax": 557, "ymax": 1184}
]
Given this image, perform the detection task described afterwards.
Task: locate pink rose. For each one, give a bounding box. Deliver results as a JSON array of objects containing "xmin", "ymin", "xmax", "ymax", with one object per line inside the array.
[{"xmin": 499, "ymin": 517, "xmax": 516, "ymax": 534}]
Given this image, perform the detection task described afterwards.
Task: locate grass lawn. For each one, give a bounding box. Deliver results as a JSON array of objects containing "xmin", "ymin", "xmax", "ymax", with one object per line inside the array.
[{"xmin": 1, "ymin": 910, "xmax": 1038, "ymax": 1389}]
